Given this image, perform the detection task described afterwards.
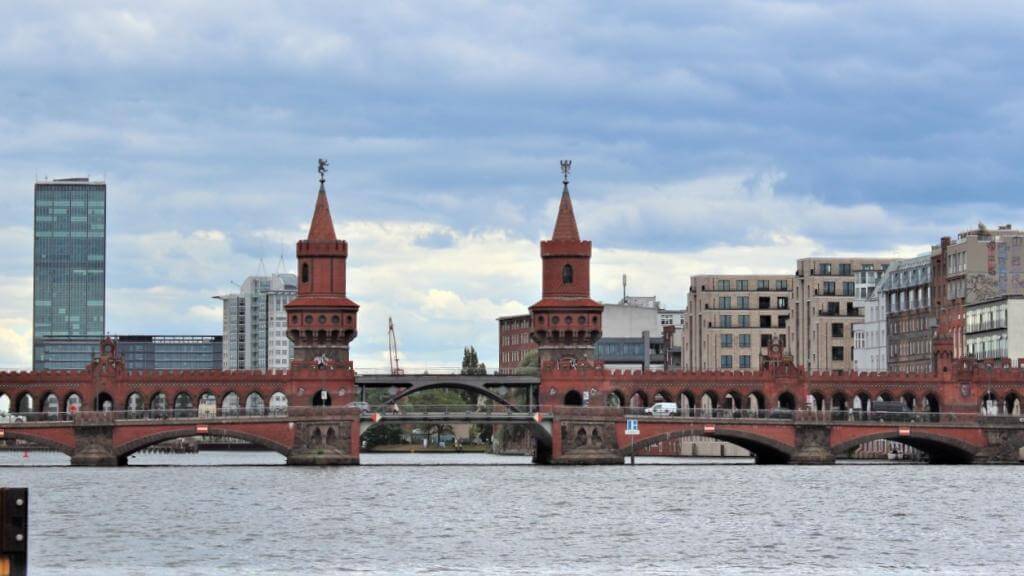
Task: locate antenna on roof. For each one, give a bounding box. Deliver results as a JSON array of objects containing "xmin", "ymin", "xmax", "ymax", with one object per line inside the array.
[
  {"xmin": 276, "ymin": 243, "xmax": 286, "ymax": 274},
  {"xmin": 622, "ymin": 274, "xmax": 627, "ymax": 301}
]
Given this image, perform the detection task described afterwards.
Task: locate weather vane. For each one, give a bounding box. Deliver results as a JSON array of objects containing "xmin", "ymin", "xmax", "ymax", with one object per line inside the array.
[
  {"xmin": 560, "ymin": 159, "xmax": 572, "ymax": 184},
  {"xmin": 318, "ymin": 158, "xmax": 329, "ymax": 184}
]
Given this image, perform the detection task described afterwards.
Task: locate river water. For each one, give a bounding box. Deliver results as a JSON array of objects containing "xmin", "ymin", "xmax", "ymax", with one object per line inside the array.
[{"xmin": 1, "ymin": 451, "xmax": 1020, "ymax": 575}]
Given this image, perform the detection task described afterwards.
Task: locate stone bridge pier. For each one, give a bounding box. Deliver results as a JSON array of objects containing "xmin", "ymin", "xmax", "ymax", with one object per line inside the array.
[{"xmin": 535, "ymin": 408, "xmax": 624, "ymax": 465}]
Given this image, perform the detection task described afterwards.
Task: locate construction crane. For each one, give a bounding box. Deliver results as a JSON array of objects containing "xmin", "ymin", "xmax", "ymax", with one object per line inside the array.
[{"xmin": 387, "ymin": 317, "xmax": 403, "ymax": 375}]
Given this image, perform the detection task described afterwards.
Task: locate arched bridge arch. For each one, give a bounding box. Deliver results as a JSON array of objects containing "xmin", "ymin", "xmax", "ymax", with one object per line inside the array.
[
  {"xmin": 619, "ymin": 427, "xmax": 795, "ymax": 464},
  {"xmin": 380, "ymin": 381, "xmax": 519, "ymax": 410},
  {"xmin": 0, "ymin": 430, "xmax": 74, "ymax": 456},
  {"xmin": 115, "ymin": 427, "xmax": 293, "ymax": 460},
  {"xmin": 832, "ymin": 431, "xmax": 978, "ymax": 464}
]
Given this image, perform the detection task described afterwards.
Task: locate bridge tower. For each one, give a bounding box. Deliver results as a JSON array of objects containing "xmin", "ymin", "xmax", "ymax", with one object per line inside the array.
[
  {"xmin": 285, "ymin": 160, "xmax": 360, "ymax": 369},
  {"xmin": 529, "ymin": 161, "xmax": 603, "ymax": 368}
]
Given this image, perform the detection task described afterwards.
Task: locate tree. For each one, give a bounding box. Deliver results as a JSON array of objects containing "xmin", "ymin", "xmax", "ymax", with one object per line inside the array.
[{"xmin": 461, "ymin": 346, "xmax": 487, "ymax": 376}]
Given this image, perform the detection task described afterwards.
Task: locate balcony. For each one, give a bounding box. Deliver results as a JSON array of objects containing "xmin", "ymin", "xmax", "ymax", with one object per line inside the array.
[{"xmin": 965, "ymin": 318, "xmax": 1007, "ymax": 334}]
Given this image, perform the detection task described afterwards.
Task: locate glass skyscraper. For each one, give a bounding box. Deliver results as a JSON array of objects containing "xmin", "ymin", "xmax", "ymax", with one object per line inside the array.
[{"xmin": 33, "ymin": 178, "xmax": 106, "ymax": 370}]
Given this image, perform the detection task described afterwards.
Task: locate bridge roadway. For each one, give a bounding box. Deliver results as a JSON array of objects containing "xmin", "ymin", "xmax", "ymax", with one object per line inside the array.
[{"xmin": 2, "ymin": 407, "xmax": 1024, "ymax": 465}]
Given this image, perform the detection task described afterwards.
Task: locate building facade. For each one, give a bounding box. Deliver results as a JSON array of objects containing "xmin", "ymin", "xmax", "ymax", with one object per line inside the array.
[
  {"xmin": 30, "ymin": 335, "xmax": 222, "ymax": 371},
  {"xmin": 793, "ymin": 258, "xmax": 893, "ymax": 373},
  {"xmin": 217, "ymin": 273, "xmax": 297, "ymax": 371},
  {"xmin": 965, "ymin": 296, "xmax": 1024, "ymax": 362},
  {"xmin": 883, "ymin": 255, "xmax": 934, "ymax": 373},
  {"xmin": 685, "ymin": 275, "xmax": 793, "ymax": 372},
  {"xmin": 852, "ymin": 267, "xmax": 892, "ymax": 372},
  {"xmin": 33, "ymin": 178, "xmax": 106, "ymax": 371},
  {"xmin": 497, "ymin": 314, "xmax": 535, "ymax": 371}
]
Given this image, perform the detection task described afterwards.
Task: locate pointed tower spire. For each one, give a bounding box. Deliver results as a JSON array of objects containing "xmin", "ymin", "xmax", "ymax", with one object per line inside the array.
[
  {"xmin": 307, "ymin": 159, "xmax": 337, "ymax": 241},
  {"xmin": 552, "ymin": 160, "xmax": 580, "ymax": 241}
]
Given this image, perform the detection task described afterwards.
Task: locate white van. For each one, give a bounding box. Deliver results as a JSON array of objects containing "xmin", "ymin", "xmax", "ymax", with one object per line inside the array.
[{"xmin": 644, "ymin": 402, "xmax": 678, "ymax": 416}]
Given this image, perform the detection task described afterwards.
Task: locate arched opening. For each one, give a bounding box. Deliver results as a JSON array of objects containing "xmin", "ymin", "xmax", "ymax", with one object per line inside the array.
[
  {"xmin": 66, "ymin": 393, "xmax": 82, "ymax": 414},
  {"xmin": 628, "ymin": 391, "xmax": 648, "ymax": 409},
  {"xmin": 564, "ymin": 390, "xmax": 583, "ymax": 406},
  {"xmin": 562, "ymin": 264, "xmax": 573, "ymax": 284},
  {"xmin": 125, "ymin": 393, "xmax": 144, "ymax": 417},
  {"xmin": 222, "ymin": 392, "xmax": 240, "ymax": 416},
  {"xmin": 876, "ymin": 392, "xmax": 893, "ymax": 403},
  {"xmin": 245, "ymin": 392, "xmax": 265, "ymax": 415},
  {"xmin": 95, "ymin": 392, "xmax": 114, "ymax": 412},
  {"xmin": 198, "ymin": 392, "xmax": 217, "ymax": 416},
  {"xmin": 15, "ymin": 393, "xmax": 34, "ymax": 413},
  {"xmin": 777, "ymin": 392, "xmax": 796, "ymax": 411},
  {"xmin": 853, "ymin": 393, "xmax": 871, "ymax": 413},
  {"xmin": 924, "ymin": 393, "xmax": 940, "ymax": 413},
  {"xmin": 699, "ymin": 392, "xmax": 717, "ymax": 416},
  {"xmin": 301, "ymin": 263, "xmax": 309, "ymax": 283},
  {"xmin": 622, "ymin": 429, "xmax": 792, "ymax": 464},
  {"xmin": 745, "ymin": 392, "xmax": 764, "ymax": 413},
  {"xmin": 722, "ymin": 392, "xmax": 741, "ymax": 411},
  {"xmin": 605, "ymin": 390, "xmax": 624, "ymax": 408},
  {"xmin": 42, "ymin": 393, "xmax": 59, "ymax": 418},
  {"xmin": 982, "ymin": 391, "xmax": 999, "ymax": 415},
  {"xmin": 1004, "ymin": 393, "xmax": 1021, "ymax": 416},
  {"xmin": 173, "ymin": 393, "xmax": 193, "ymax": 417},
  {"xmin": 0, "ymin": 394, "xmax": 9, "ymax": 414},
  {"xmin": 835, "ymin": 433, "xmax": 975, "ymax": 464},
  {"xmin": 809, "ymin": 392, "xmax": 825, "ymax": 411},
  {"xmin": 831, "ymin": 393, "xmax": 848, "ymax": 412},
  {"xmin": 679, "ymin": 392, "xmax": 694, "ymax": 416},
  {"xmin": 312, "ymin": 389, "xmax": 331, "ymax": 407},
  {"xmin": 269, "ymin": 392, "xmax": 288, "ymax": 415},
  {"xmin": 653, "ymin": 391, "xmax": 671, "ymax": 403},
  {"xmin": 900, "ymin": 393, "xmax": 917, "ymax": 411},
  {"xmin": 119, "ymin": 428, "xmax": 290, "ymax": 465},
  {"xmin": 150, "ymin": 393, "xmax": 168, "ymax": 415}
]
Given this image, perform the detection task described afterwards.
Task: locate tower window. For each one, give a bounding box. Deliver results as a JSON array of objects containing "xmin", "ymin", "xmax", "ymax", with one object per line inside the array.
[
  {"xmin": 301, "ymin": 263, "xmax": 309, "ymax": 283},
  {"xmin": 562, "ymin": 264, "xmax": 573, "ymax": 284}
]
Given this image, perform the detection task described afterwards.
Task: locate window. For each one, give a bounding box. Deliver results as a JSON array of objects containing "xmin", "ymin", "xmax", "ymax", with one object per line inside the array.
[
  {"xmin": 757, "ymin": 279, "xmax": 769, "ymax": 291},
  {"xmin": 719, "ymin": 315, "xmax": 732, "ymax": 328},
  {"xmin": 760, "ymin": 315, "xmax": 771, "ymax": 328},
  {"xmin": 737, "ymin": 280, "xmax": 748, "ymax": 291},
  {"xmin": 739, "ymin": 334, "xmax": 751, "ymax": 348},
  {"xmin": 819, "ymin": 263, "xmax": 832, "ymax": 275},
  {"xmin": 831, "ymin": 346, "xmax": 844, "ymax": 361},
  {"xmin": 759, "ymin": 297, "xmax": 770, "ymax": 309},
  {"xmin": 776, "ymin": 279, "xmax": 788, "ymax": 290},
  {"xmin": 562, "ymin": 264, "xmax": 573, "ymax": 284},
  {"xmin": 832, "ymin": 323, "xmax": 843, "ymax": 338},
  {"xmin": 719, "ymin": 296, "xmax": 731, "ymax": 309},
  {"xmin": 738, "ymin": 315, "xmax": 750, "ymax": 327},
  {"xmin": 779, "ymin": 315, "xmax": 789, "ymax": 328},
  {"xmin": 721, "ymin": 334, "xmax": 733, "ymax": 348},
  {"xmin": 737, "ymin": 296, "xmax": 749, "ymax": 309},
  {"xmin": 739, "ymin": 355, "xmax": 751, "ymax": 369},
  {"xmin": 777, "ymin": 297, "xmax": 788, "ymax": 309},
  {"xmin": 717, "ymin": 279, "xmax": 731, "ymax": 291},
  {"xmin": 843, "ymin": 282, "xmax": 855, "ymax": 296},
  {"xmin": 826, "ymin": 302, "xmax": 840, "ymax": 315},
  {"xmin": 301, "ymin": 263, "xmax": 309, "ymax": 283},
  {"xmin": 823, "ymin": 281, "xmax": 836, "ymax": 296},
  {"xmin": 760, "ymin": 334, "xmax": 772, "ymax": 347},
  {"xmin": 839, "ymin": 263, "xmax": 852, "ymax": 276},
  {"xmin": 720, "ymin": 355, "xmax": 733, "ymax": 369}
]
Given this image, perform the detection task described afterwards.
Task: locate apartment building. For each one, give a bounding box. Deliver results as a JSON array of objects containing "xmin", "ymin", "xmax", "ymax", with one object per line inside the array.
[
  {"xmin": 498, "ymin": 314, "xmax": 535, "ymax": 371},
  {"xmin": 794, "ymin": 258, "xmax": 893, "ymax": 373},
  {"xmin": 883, "ymin": 255, "xmax": 934, "ymax": 373},
  {"xmin": 685, "ymin": 275, "xmax": 794, "ymax": 371}
]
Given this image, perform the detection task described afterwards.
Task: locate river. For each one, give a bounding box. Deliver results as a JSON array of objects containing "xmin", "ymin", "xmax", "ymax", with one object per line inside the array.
[{"xmin": 0, "ymin": 451, "xmax": 1019, "ymax": 575}]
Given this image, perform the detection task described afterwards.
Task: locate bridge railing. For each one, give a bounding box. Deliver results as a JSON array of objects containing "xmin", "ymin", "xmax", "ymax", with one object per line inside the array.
[
  {"xmin": 0, "ymin": 406, "xmax": 362, "ymax": 423},
  {"xmin": 355, "ymin": 367, "xmax": 540, "ymax": 376},
  {"xmin": 371, "ymin": 404, "xmax": 540, "ymax": 416}
]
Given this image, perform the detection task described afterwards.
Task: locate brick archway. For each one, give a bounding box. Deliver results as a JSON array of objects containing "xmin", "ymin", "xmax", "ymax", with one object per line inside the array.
[
  {"xmin": 831, "ymin": 431, "xmax": 978, "ymax": 464},
  {"xmin": 619, "ymin": 427, "xmax": 795, "ymax": 464},
  {"xmin": 115, "ymin": 428, "xmax": 292, "ymax": 459}
]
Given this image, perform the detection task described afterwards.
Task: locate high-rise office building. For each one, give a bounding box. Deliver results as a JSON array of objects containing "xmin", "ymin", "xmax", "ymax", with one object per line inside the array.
[
  {"xmin": 32, "ymin": 178, "xmax": 106, "ymax": 371},
  {"xmin": 217, "ymin": 273, "xmax": 297, "ymax": 371}
]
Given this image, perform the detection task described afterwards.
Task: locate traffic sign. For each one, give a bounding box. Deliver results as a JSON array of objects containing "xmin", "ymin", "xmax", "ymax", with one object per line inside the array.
[{"xmin": 625, "ymin": 418, "xmax": 639, "ymax": 436}]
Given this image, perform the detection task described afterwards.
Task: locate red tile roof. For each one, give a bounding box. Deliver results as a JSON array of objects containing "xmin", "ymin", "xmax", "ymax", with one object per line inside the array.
[
  {"xmin": 307, "ymin": 183, "xmax": 337, "ymax": 242},
  {"xmin": 551, "ymin": 185, "xmax": 580, "ymax": 242}
]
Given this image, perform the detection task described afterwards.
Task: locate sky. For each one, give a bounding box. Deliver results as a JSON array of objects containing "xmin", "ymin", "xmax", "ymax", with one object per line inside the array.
[{"xmin": 1, "ymin": 1, "xmax": 1023, "ymax": 370}]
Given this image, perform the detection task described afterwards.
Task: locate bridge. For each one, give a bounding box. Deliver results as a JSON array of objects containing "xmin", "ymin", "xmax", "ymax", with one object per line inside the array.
[{"xmin": 3, "ymin": 403, "xmax": 1024, "ymax": 465}]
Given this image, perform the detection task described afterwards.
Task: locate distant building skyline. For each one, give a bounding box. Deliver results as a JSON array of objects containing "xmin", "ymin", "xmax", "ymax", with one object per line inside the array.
[{"xmin": 217, "ymin": 272, "xmax": 297, "ymax": 371}]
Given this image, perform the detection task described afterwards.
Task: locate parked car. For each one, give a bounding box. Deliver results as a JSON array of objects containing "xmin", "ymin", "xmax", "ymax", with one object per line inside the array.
[{"xmin": 644, "ymin": 402, "xmax": 679, "ymax": 416}]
